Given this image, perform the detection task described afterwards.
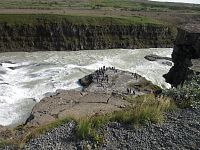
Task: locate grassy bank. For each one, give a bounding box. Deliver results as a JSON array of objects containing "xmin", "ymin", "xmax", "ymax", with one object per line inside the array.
[
  {"xmin": 0, "ymin": 13, "xmax": 164, "ymax": 26},
  {"xmin": 0, "ymin": 0, "xmax": 199, "ymax": 13}
]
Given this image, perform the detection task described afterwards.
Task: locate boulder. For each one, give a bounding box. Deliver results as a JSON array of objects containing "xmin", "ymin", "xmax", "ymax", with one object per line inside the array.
[
  {"xmin": 78, "ymin": 74, "xmax": 93, "ymax": 87},
  {"xmin": 144, "ymin": 54, "xmax": 172, "ymax": 61}
]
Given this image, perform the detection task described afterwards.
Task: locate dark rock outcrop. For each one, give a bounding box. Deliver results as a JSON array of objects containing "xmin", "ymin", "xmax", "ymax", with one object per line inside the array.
[
  {"xmin": 164, "ymin": 24, "xmax": 200, "ymax": 87},
  {"xmin": 78, "ymin": 74, "xmax": 93, "ymax": 87},
  {"xmin": 144, "ymin": 54, "xmax": 172, "ymax": 61},
  {"xmin": 145, "ymin": 54, "xmax": 173, "ymax": 66},
  {"xmin": 0, "ymin": 16, "xmax": 176, "ymax": 52}
]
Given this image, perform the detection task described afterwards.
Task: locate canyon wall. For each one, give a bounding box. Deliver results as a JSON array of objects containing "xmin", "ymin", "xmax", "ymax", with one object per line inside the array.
[
  {"xmin": 164, "ymin": 24, "xmax": 200, "ymax": 87},
  {"xmin": 0, "ymin": 15, "xmax": 176, "ymax": 52}
]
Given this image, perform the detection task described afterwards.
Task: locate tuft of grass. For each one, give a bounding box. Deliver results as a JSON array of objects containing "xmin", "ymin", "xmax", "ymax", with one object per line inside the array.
[
  {"xmin": 75, "ymin": 94, "xmax": 176, "ymax": 141},
  {"xmin": 76, "ymin": 115, "xmax": 109, "ymax": 142},
  {"xmin": 76, "ymin": 118, "xmax": 92, "ymax": 140},
  {"xmin": 112, "ymin": 94, "xmax": 176, "ymax": 125}
]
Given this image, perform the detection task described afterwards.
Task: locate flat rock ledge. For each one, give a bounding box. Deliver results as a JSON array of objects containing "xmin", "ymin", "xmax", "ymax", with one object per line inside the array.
[
  {"xmin": 25, "ymin": 90, "xmax": 130, "ymax": 127},
  {"xmin": 25, "ymin": 68, "xmax": 160, "ymax": 127},
  {"xmin": 79, "ymin": 67, "xmax": 160, "ymax": 95}
]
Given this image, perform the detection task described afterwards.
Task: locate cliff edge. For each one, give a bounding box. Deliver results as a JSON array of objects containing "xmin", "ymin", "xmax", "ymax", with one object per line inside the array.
[
  {"xmin": 0, "ymin": 14, "xmax": 176, "ymax": 52},
  {"xmin": 164, "ymin": 24, "xmax": 200, "ymax": 87}
]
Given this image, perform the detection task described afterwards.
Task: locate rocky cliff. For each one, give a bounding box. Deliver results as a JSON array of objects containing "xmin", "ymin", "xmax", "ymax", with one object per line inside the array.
[
  {"xmin": 0, "ymin": 14, "xmax": 176, "ymax": 52},
  {"xmin": 164, "ymin": 24, "xmax": 200, "ymax": 87}
]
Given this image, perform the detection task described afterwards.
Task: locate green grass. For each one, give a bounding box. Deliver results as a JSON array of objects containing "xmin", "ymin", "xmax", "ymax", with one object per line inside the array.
[
  {"xmin": 76, "ymin": 94, "xmax": 176, "ymax": 140},
  {"xmin": 0, "ymin": 14, "xmax": 164, "ymax": 26},
  {"xmin": 0, "ymin": 0, "xmax": 199, "ymax": 13},
  {"xmin": 112, "ymin": 94, "xmax": 176, "ymax": 125}
]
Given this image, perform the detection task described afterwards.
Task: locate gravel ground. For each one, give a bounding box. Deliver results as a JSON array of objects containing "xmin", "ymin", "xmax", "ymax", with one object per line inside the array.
[
  {"xmin": 20, "ymin": 108, "xmax": 200, "ymax": 150},
  {"xmin": 100, "ymin": 108, "xmax": 200, "ymax": 150}
]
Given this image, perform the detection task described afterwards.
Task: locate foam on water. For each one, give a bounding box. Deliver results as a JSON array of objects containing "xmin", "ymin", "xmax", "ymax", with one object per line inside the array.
[{"xmin": 0, "ymin": 48, "xmax": 173, "ymax": 126}]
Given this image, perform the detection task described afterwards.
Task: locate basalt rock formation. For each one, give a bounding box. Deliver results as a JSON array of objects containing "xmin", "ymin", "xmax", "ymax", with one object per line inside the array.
[
  {"xmin": 0, "ymin": 15, "xmax": 176, "ymax": 52},
  {"xmin": 164, "ymin": 24, "xmax": 200, "ymax": 87}
]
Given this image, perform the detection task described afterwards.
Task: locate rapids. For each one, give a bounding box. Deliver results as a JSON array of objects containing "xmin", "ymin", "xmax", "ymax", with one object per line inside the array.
[{"xmin": 0, "ymin": 48, "xmax": 173, "ymax": 126}]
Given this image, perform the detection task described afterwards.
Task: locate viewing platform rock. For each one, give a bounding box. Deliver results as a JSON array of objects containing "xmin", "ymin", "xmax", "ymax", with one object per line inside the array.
[{"xmin": 25, "ymin": 67, "xmax": 161, "ymax": 127}]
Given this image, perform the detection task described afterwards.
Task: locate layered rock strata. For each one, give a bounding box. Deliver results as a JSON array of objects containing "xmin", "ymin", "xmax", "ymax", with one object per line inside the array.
[{"xmin": 0, "ymin": 15, "xmax": 176, "ymax": 52}]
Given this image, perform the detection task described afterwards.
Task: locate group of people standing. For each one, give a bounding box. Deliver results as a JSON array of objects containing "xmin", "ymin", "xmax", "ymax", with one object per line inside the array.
[
  {"xmin": 93, "ymin": 66, "xmax": 138, "ymax": 95},
  {"xmin": 93, "ymin": 66, "xmax": 108, "ymax": 86},
  {"xmin": 126, "ymin": 88, "xmax": 135, "ymax": 95},
  {"xmin": 93, "ymin": 66, "xmax": 118, "ymax": 87}
]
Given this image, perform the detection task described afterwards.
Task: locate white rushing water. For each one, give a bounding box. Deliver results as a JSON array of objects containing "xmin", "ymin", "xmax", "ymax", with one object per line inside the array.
[
  {"xmin": 149, "ymin": 0, "xmax": 200, "ymax": 4},
  {"xmin": 0, "ymin": 48, "xmax": 173, "ymax": 126}
]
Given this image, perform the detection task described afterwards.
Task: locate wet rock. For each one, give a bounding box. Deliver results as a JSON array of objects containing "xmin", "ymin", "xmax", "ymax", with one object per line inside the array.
[
  {"xmin": 8, "ymin": 67, "xmax": 16, "ymax": 70},
  {"xmin": 79, "ymin": 74, "xmax": 93, "ymax": 87},
  {"xmin": 161, "ymin": 61, "xmax": 173, "ymax": 66},
  {"xmin": 144, "ymin": 54, "xmax": 172, "ymax": 61}
]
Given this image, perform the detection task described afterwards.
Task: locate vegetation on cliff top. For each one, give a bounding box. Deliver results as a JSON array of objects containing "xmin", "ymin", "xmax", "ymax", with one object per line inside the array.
[
  {"xmin": 0, "ymin": 14, "xmax": 164, "ymax": 26},
  {"xmin": 0, "ymin": 0, "xmax": 199, "ymax": 13},
  {"xmin": 164, "ymin": 75, "xmax": 200, "ymax": 109}
]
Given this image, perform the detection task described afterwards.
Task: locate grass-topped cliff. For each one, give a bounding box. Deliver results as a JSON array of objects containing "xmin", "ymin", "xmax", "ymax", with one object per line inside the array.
[
  {"xmin": 0, "ymin": 14, "xmax": 176, "ymax": 52},
  {"xmin": 0, "ymin": 0, "xmax": 199, "ymax": 13},
  {"xmin": 0, "ymin": 14, "xmax": 163, "ymax": 26}
]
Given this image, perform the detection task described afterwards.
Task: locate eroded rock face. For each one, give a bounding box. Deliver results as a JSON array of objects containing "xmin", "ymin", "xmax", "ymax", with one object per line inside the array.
[
  {"xmin": 0, "ymin": 20, "xmax": 176, "ymax": 52},
  {"xmin": 164, "ymin": 24, "xmax": 200, "ymax": 87}
]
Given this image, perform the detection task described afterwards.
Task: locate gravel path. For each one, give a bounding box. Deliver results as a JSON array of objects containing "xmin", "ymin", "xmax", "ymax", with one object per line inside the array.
[{"xmin": 21, "ymin": 108, "xmax": 200, "ymax": 150}]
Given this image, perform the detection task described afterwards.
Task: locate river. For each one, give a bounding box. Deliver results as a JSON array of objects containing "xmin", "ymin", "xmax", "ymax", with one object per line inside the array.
[{"xmin": 0, "ymin": 48, "xmax": 173, "ymax": 126}]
